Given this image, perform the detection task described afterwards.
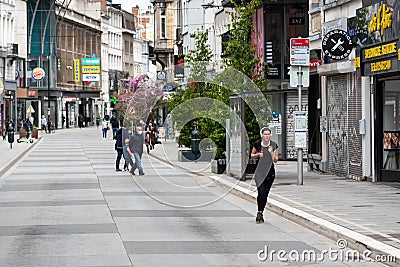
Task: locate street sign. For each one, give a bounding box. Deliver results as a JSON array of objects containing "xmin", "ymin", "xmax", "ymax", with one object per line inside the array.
[
  {"xmin": 27, "ymin": 105, "xmax": 35, "ymax": 113},
  {"xmin": 294, "ymin": 112, "xmax": 307, "ymax": 149},
  {"xmin": 290, "ymin": 38, "xmax": 310, "ymax": 66},
  {"xmin": 289, "ymin": 66, "xmax": 309, "ymax": 87},
  {"xmin": 82, "ymin": 58, "xmax": 100, "ymax": 66},
  {"xmin": 82, "ymin": 74, "xmax": 100, "ymax": 81}
]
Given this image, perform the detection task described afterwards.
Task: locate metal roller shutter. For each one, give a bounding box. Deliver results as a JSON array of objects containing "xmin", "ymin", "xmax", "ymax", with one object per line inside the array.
[
  {"xmin": 327, "ymin": 74, "xmax": 348, "ymax": 177},
  {"xmin": 347, "ymin": 74, "xmax": 363, "ymax": 179}
]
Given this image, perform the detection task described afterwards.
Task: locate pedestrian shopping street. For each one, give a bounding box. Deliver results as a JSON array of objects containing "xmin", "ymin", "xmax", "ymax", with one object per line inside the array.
[{"xmin": 0, "ymin": 127, "xmax": 398, "ymax": 266}]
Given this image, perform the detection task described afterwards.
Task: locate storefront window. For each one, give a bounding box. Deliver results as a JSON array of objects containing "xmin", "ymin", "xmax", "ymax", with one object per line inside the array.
[{"xmin": 383, "ymin": 80, "xmax": 400, "ymax": 170}]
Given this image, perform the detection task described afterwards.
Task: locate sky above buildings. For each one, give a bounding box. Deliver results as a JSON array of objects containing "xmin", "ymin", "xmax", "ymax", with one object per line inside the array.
[{"xmin": 112, "ymin": 0, "xmax": 152, "ymax": 12}]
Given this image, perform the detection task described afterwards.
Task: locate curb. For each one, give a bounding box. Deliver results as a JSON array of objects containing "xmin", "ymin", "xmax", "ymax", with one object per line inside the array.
[
  {"xmin": 0, "ymin": 137, "xmax": 42, "ymax": 179},
  {"xmin": 210, "ymin": 175, "xmax": 400, "ymax": 267}
]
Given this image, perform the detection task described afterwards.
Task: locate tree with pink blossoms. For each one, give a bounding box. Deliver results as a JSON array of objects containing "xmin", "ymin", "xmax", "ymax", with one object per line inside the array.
[{"xmin": 115, "ymin": 75, "xmax": 164, "ymax": 125}]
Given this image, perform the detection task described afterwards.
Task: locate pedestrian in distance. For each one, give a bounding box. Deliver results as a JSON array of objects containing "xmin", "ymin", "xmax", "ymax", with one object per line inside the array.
[
  {"xmin": 47, "ymin": 115, "xmax": 52, "ymax": 134},
  {"xmin": 102, "ymin": 118, "xmax": 109, "ymax": 139},
  {"xmin": 122, "ymin": 138, "xmax": 134, "ymax": 173},
  {"xmin": 41, "ymin": 115, "xmax": 47, "ymax": 133},
  {"xmin": 110, "ymin": 115, "xmax": 119, "ymax": 139},
  {"xmin": 2, "ymin": 128, "xmax": 6, "ymax": 141},
  {"xmin": 251, "ymin": 127, "xmax": 278, "ymax": 223},
  {"xmin": 96, "ymin": 117, "xmax": 100, "ymax": 128},
  {"xmin": 114, "ymin": 124, "xmax": 123, "ymax": 171},
  {"xmin": 129, "ymin": 126, "xmax": 145, "ymax": 175}
]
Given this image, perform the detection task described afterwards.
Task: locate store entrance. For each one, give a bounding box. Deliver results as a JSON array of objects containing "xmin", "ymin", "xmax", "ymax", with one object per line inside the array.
[{"xmin": 380, "ymin": 79, "xmax": 400, "ymax": 181}]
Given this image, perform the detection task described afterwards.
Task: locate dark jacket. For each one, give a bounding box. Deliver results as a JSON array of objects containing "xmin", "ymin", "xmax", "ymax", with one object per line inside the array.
[
  {"xmin": 129, "ymin": 132, "xmax": 144, "ymax": 154},
  {"xmin": 110, "ymin": 117, "xmax": 119, "ymax": 128},
  {"xmin": 115, "ymin": 128, "xmax": 123, "ymax": 150}
]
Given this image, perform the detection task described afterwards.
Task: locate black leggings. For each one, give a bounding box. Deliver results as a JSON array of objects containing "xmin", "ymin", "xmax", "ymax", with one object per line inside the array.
[{"xmin": 257, "ymin": 174, "xmax": 275, "ymax": 212}]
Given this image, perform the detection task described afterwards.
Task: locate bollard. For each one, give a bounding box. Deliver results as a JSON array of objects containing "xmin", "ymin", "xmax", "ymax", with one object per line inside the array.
[
  {"xmin": 191, "ymin": 127, "xmax": 200, "ymax": 160},
  {"xmin": 7, "ymin": 125, "xmax": 14, "ymax": 149}
]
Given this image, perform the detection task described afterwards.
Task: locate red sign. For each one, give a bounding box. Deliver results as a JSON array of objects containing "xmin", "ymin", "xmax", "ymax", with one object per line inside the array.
[
  {"xmin": 28, "ymin": 90, "xmax": 37, "ymax": 97},
  {"xmin": 291, "ymin": 38, "xmax": 309, "ymax": 46},
  {"xmin": 309, "ymin": 59, "xmax": 322, "ymax": 70}
]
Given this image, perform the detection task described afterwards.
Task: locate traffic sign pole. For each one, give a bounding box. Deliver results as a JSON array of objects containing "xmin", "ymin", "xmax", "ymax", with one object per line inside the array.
[
  {"xmin": 290, "ymin": 37, "xmax": 309, "ymax": 186},
  {"xmin": 297, "ymin": 65, "xmax": 303, "ymax": 185}
]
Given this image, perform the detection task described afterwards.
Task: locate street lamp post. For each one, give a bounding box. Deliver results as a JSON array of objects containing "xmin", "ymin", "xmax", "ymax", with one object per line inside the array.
[{"xmin": 47, "ymin": 56, "xmax": 51, "ymax": 116}]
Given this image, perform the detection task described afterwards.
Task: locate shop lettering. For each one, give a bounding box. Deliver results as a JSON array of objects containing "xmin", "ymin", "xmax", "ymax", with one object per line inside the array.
[
  {"xmin": 364, "ymin": 42, "xmax": 397, "ymax": 59},
  {"xmin": 368, "ymin": 4, "xmax": 392, "ymax": 36},
  {"xmin": 371, "ymin": 60, "xmax": 391, "ymax": 72},
  {"xmin": 355, "ymin": 57, "xmax": 360, "ymax": 68}
]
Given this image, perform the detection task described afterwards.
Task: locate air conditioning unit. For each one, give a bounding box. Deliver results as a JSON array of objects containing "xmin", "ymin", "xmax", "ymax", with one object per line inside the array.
[{"xmin": 7, "ymin": 43, "xmax": 18, "ymax": 56}]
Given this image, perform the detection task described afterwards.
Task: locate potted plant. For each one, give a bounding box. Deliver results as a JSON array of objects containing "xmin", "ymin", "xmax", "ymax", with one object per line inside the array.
[
  {"xmin": 31, "ymin": 125, "xmax": 38, "ymax": 139},
  {"xmin": 19, "ymin": 125, "xmax": 26, "ymax": 139}
]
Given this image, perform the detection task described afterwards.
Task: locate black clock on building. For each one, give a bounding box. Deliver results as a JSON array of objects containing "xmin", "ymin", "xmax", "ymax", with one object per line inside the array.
[{"xmin": 322, "ymin": 29, "xmax": 353, "ymax": 60}]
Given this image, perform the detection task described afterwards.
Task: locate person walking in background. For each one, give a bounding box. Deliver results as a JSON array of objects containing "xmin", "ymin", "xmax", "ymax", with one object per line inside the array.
[
  {"xmin": 96, "ymin": 117, "xmax": 100, "ymax": 128},
  {"xmin": 110, "ymin": 115, "xmax": 119, "ymax": 139},
  {"xmin": 251, "ymin": 127, "xmax": 278, "ymax": 223},
  {"xmin": 41, "ymin": 115, "xmax": 47, "ymax": 133},
  {"xmin": 101, "ymin": 118, "xmax": 109, "ymax": 139},
  {"xmin": 47, "ymin": 115, "xmax": 52, "ymax": 134},
  {"xmin": 129, "ymin": 126, "xmax": 145, "ymax": 175},
  {"xmin": 78, "ymin": 114, "xmax": 84, "ymax": 128},
  {"xmin": 114, "ymin": 124, "xmax": 123, "ymax": 171}
]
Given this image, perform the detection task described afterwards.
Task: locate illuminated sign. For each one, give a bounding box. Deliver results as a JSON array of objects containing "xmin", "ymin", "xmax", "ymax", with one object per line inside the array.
[
  {"xmin": 368, "ymin": 4, "xmax": 392, "ymax": 36},
  {"xmin": 32, "ymin": 68, "xmax": 45, "ymax": 81},
  {"xmin": 74, "ymin": 59, "xmax": 80, "ymax": 82},
  {"xmin": 364, "ymin": 42, "xmax": 396, "ymax": 59},
  {"xmin": 360, "ymin": 40, "xmax": 400, "ymax": 76},
  {"xmin": 82, "ymin": 58, "xmax": 100, "ymax": 65},
  {"xmin": 82, "ymin": 66, "xmax": 101, "ymax": 74},
  {"xmin": 355, "ymin": 57, "xmax": 360, "ymax": 68},
  {"xmin": 82, "ymin": 74, "xmax": 100, "ymax": 81}
]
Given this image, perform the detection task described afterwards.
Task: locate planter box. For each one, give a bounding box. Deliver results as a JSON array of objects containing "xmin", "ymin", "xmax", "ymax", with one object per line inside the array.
[
  {"xmin": 245, "ymin": 158, "xmax": 259, "ymax": 174},
  {"xmin": 211, "ymin": 159, "xmax": 226, "ymax": 174},
  {"xmin": 31, "ymin": 129, "xmax": 38, "ymax": 139},
  {"xmin": 19, "ymin": 128, "xmax": 27, "ymax": 139},
  {"xmin": 178, "ymin": 150, "xmax": 214, "ymax": 162}
]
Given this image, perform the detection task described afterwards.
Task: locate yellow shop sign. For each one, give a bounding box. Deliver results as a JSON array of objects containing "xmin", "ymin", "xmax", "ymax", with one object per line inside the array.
[
  {"xmin": 82, "ymin": 66, "xmax": 101, "ymax": 74},
  {"xmin": 368, "ymin": 4, "xmax": 392, "ymax": 36},
  {"xmin": 364, "ymin": 42, "xmax": 397, "ymax": 59},
  {"xmin": 371, "ymin": 59, "xmax": 391, "ymax": 72}
]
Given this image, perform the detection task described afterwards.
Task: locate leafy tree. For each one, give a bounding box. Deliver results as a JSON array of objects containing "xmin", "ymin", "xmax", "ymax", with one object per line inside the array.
[
  {"xmin": 222, "ymin": 0, "xmax": 270, "ymax": 146},
  {"xmin": 115, "ymin": 75, "xmax": 164, "ymax": 126}
]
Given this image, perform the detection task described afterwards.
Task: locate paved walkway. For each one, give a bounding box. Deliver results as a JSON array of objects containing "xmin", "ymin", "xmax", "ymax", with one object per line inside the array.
[
  {"xmin": 150, "ymin": 140, "xmax": 400, "ymax": 266},
  {"xmin": 0, "ymin": 129, "xmax": 399, "ymax": 266}
]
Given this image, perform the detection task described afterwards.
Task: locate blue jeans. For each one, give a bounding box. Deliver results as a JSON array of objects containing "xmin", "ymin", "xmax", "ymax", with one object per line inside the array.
[
  {"xmin": 112, "ymin": 128, "xmax": 118, "ymax": 138},
  {"xmin": 102, "ymin": 128, "xmax": 107, "ymax": 138},
  {"xmin": 132, "ymin": 152, "xmax": 144, "ymax": 174}
]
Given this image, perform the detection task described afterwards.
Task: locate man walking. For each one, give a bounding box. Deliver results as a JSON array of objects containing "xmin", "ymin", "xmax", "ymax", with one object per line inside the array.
[
  {"xmin": 110, "ymin": 115, "xmax": 119, "ymax": 139},
  {"xmin": 129, "ymin": 126, "xmax": 145, "ymax": 175}
]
